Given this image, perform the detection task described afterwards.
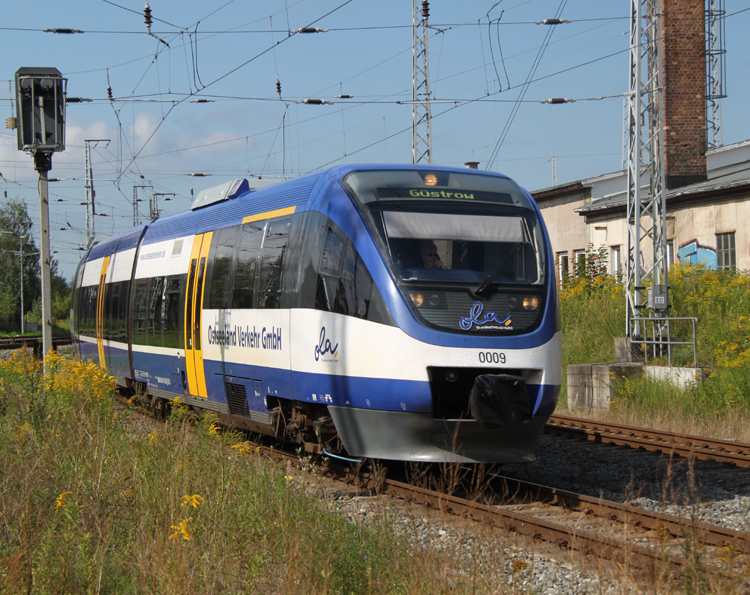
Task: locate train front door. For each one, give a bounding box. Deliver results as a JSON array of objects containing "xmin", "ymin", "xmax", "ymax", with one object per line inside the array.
[{"xmin": 184, "ymin": 232, "xmax": 213, "ymax": 398}]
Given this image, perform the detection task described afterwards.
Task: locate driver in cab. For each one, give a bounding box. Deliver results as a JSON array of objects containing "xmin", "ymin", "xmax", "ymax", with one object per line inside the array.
[{"xmin": 420, "ymin": 241, "xmax": 446, "ymax": 269}]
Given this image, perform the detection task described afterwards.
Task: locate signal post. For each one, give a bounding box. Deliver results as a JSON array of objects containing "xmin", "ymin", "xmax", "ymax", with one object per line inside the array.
[{"xmin": 14, "ymin": 67, "xmax": 67, "ymax": 358}]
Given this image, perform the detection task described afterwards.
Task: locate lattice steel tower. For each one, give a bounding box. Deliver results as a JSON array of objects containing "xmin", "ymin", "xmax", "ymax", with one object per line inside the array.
[
  {"xmin": 412, "ymin": 0, "xmax": 433, "ymax": 164},
  {"xmin": 625, "ymin": 0, "xmax": 669, "ymax": 338},
  {"xmin": 705, "ymin": 0, "xmax": 726, "ymax": 149}
]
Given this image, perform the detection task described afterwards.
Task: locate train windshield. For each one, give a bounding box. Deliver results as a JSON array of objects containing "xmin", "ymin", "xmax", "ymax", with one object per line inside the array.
[
  {"xmin": 344, "ymin": 169, "xmax": 548, "ymax": 334},
  {"xmin": 344, "ymin": 170, "xmax": 546, "ymax": 286}
]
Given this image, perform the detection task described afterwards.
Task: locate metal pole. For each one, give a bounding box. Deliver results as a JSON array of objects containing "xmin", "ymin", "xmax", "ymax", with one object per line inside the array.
[
  {"xmin": 34, "ymin": 153, "xmax": 53, "ymax": 356},
  {"xmin": 19, "ymin": 235, "xmax": 24, "ymax": 335}
]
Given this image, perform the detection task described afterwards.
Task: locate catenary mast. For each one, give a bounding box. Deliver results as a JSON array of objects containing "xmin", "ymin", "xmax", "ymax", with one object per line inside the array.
[
  {"xmin": 625, "ymin": 0, "xmax": 669, "ymax": 338},
  {"xmin": 412, "ymin": 0, "xmax": 433, "ymax": 164}
]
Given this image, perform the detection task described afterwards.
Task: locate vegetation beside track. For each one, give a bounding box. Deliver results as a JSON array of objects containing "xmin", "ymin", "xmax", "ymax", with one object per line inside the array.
[
  {"xmin": 559, "ymin": 262, "xmax": 750, "ymax": 438},
  {"xmin": 0, "ymin": 350, "xmax": 449, "ymax": 594}
]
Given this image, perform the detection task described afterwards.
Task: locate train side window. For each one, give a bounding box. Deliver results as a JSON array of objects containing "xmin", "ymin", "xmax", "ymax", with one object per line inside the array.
[
  {"xmin": 148, "ymin": 277, "xmax": 165, "ymax": 347},
  {"xmin": 118, "ymin": 280, "xmax": 130, "ymax": 342},
  {"xmin": 162, "ymin": 275, "xmax": 184, "ymax": 348},
  {"xmin": 232, "ymin": 221, "xmax": 264, "ymax": 309},
  {"xmin": 207, "ymin": 225, "xmax": 239, "ymax": 310},
  {"xmin": 315, "ymin": 238, "xmax": 373, "ymax": 319},
  {"xmin": 81, "ymin": 285, "xmax": 98, "ymax": 337},
  {"xmin": 106, "ymin": 282, "xmax": 120, "ymax": 341},
  {"xmin": 258, "ymin": 219, "xmax": 290, "ymax": 309},
  {"xmin": 339, "ymin": 242, "xmax": 373, "ymax": 318},
  {"xmin": 132, "ymin": 278, "xmax": 150, "ymax": 345},
  {"xmin": 319, "ymin": 226, "xmax": 345, "ymax": 276}
]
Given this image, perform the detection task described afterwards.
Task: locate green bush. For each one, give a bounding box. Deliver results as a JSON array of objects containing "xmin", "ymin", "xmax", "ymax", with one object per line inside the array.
[{"xmin": 559, "ymin": 262, "xmax": 750, "ymax": 415}]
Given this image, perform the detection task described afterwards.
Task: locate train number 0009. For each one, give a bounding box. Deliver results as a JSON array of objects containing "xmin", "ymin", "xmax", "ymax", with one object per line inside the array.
[{"xmin": 478, "ymin": 351, "xmax": 506, "ymax": 364}]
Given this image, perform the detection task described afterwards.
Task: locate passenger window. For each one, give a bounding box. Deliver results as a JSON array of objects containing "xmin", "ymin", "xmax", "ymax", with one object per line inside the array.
[
  {"xmin": 232, "ymin": 221, "xmax": 264, "ymax": 309},
  {"xmin": 258, "ymin": 219, "xmax": 290, "ymax": 309},
  {"xmin": 207, "ymin": 226, "xmax": 239, "ymax": 309},
  {"xmin": 319, "ymin": 227, "xmax": 344, "ymax": 276},
  {"xmin": 132, "ymin": 278, "xmax": 150, "ymax": 345},
  {"xmin": 162, "ymin": 275, "xmax": 183, "ymax": 348},
  {"xmin": 81, "ymin": 285, "xmax": 98, "ymax": 337},
  {"xmin": 107, "ymin": 282, "xmax": 120, "ymax": 341},
  {"xmin": 148, "ymin": 277, "xmax": 165, "ymax": 347},
  {"xmin": 315, "ymin": 237, "xmax": 373, "ymax": 320}
]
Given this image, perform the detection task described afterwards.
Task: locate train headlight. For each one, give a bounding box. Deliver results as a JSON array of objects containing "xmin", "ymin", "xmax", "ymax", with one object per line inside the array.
[
  {"xmin": 424, "ymin": 173, "xmax": 438, "ymax": 186},
  {"xmin": 409, "ymin": 292, "xmax": 424, "ymax": 307},
  {"xmin": 426, "ymin": 294, "xmax": 440, "ymax": 307},
  {"xmin": 523, "ymin": 296, "xmax": 539, "ymax": 310},
  {"xmin": 508, "ymin": 296, "xmax": 519, "ymax": 309}
]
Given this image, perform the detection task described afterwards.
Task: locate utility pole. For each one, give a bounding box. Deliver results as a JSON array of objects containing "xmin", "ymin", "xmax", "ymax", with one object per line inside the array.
[
  {"xmin": 625, "ymin": 1, "xmax": 669, "ymax": 339},
  {"xmin": 412, "ymin": 0, "xmax": 433, "ymax": 164},
  {"xmin": 84, "ymin": 139, "xmax": 110, "ymax": 240}
]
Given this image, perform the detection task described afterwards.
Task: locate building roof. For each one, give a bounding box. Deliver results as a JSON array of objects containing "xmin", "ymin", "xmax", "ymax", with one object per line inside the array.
[{"xmin": 575, "ymin": 159, "xmax": 750, "ymax": 215}]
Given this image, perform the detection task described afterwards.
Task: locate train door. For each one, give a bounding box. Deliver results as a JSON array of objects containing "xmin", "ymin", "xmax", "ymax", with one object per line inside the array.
[
  {"xmin": 95, "ymin": 256, "xmax": 110, "ymax": 368},
  {"xmin": 184, "ymin": 232, "xmax": 213, "ymax": 398}
]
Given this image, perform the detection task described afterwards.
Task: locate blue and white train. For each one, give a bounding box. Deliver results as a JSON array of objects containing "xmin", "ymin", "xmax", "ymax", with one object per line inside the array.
[{"xmin": 71, "ymin": 165, "xmax": 561, "ymax": 463}]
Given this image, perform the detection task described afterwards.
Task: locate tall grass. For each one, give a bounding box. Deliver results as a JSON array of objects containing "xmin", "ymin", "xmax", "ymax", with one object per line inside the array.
[
  {"xmin": 4, "ymin": 349, "xmax": 619, "ymax": 594},
  {"xmin": 559, "ymin": 264, "xmax": 750, "ymax": 438},
  {"xmin": 0, "ymin": 350, "xmax": 432, "ymax": 594}
]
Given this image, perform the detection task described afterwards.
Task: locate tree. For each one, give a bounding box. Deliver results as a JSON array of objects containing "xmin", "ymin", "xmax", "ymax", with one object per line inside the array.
[
  {"xmin": 0, "ymin": 199, "xmax": 70, "ymax": 332},
  {"xmin": 0, "ymin": 199, "xmax": 40, "ymax": 332}
]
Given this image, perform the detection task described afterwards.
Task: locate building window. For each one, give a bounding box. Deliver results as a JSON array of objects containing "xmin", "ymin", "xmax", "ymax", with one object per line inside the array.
[
  {"xmin": 573, "ymin": 249, "xmax": 585, "ymax": 276},
  {"xmin": 667, "ymin": 240, "xmax": 674, "ymax": 268},
  {"xmin": 556, "ymin": 252, "xmax": 569, "ymax": 287},
  {"xmin": 610, "ymin": 245, "xmax": 621, "ymax": 279},
  {"xmin": 716, "ymin": 232, "xmax": 736, "ymax": 270}
]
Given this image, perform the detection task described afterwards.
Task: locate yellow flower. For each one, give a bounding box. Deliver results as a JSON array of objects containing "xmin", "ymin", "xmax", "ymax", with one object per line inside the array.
[
  {"xmin": 207, "ymin": 422, "xmax": 220, "ymax": 436},
  {"xmin": 169, "ymin": 517, "xmax": 193, "ymax": 541},
  {"xmin": 181, "ymin": 494, "xmax": 204, "ymax": 509},
  {"xmin": 55, "ymin": 491, "xmax": 72, "ymax": 510},
  {"xmin": 512, "ymin": 560, "xmax": 530, "ymax": 572}
]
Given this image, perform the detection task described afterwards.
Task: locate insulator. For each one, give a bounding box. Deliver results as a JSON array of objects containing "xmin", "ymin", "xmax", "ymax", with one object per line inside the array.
[
  {"xmin": 542, "ymin": 98, "xmax": 575, "ymax": 104},
  {"xmin": 276, "ymin": 76, "xmax": 282, "ymax": 97},
  {"xmin": 144, "ymin": 2, "xmax": 153, "ymax": 27},
  {"xmin": 65, "ymin": 97, "xmax": 92, "ymax": 103},
  {"xmin": 337, "ymin": 94, "xmax": 353, "ymax": 99},
  {"xmin": 291, "ymin": 27, "xmax": 328, "ymax": 34},
  {"xmin": 536, "ymin": 18, "xmax": 571, "ymax": 25},
  {"xmin": 298, "ymin": 98, "xmax": 332, "ymax": 105},
  {"xmin": 107, "ymin": 85, "xmax": 113, "ymax": 101},
  {"xmin": 44, "ymin": 28, "xmax": 84, "ymax": 34},
  {"xmin": 421, "ymin": 0, "xmax": 429, "ymax": 19}
]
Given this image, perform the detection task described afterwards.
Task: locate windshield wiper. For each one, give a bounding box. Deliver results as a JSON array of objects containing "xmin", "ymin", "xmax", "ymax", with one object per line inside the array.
[
  {"xmin": 473, "ymin": 242, "xmax": 524, "ymax": 297},
  {"xmin": 474, "ymin": 219, "xmax": 531, "ymax": 297}
]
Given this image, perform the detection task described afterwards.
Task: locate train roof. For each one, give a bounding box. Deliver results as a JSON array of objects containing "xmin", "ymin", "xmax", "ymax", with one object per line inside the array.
[{"xmin": 86, "ymin": 164, "xmax": 520, "ymax": 259}]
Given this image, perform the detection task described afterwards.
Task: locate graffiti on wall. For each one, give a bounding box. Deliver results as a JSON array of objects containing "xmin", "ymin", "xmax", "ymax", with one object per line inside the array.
[{"xmin": 677, "ymin": 239, "xmax": 716, "ymax": 269}]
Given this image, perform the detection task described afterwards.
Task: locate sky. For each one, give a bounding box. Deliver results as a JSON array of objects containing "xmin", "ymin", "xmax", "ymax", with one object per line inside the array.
[{"xmin": 1, "ymin": 0, "xmax": 749, "ymax": 280}]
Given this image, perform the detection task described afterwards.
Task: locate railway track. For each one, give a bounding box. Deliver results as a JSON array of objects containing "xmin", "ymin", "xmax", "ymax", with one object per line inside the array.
[
  {"xmin": 547, "ymin": 414, "xmax": 750, "ymax": 468},
  {"xmin": 114, "ymin": 394, "xmax": 749, "ymax": 585},
  {"xmin": 0, "ymin": 334, "xmax": 73, "ymax": 354},
  {"xmin": 261, "ymin": 443, "xmax": 750, "ymax": 581}
]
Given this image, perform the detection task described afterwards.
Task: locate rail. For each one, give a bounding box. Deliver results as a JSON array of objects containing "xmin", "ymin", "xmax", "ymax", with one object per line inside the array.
[
  {"xmin": 547, "ymin": 414, "xmax": 750, "ymax": 468},
  {"xmin": 630, "ymin": 316, "xmax": 698, "ymax": 367}
]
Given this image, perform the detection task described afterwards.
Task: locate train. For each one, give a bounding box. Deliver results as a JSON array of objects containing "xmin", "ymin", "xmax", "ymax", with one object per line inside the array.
[{"xmin": 71, "ymin": 164, "xmax": 561, "ymax": 463}]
